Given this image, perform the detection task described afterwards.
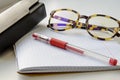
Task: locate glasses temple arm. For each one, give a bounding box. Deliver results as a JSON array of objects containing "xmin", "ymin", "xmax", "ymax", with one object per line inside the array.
[
  {"xmin": 50, "ymin": 15, "xmax": 119, "ymax": 33},
  {"xmin": 48, "ymin": 15, "xmax": 86, "ymax": 29},
  {"xmin": 50, "ymin": 15, "xmax": 102, "ymax": 30}
]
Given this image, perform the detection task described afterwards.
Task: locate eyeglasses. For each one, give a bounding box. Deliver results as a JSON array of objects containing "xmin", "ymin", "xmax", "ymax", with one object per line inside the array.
[{"xmin": 47, "ymin": 9, "xmax": 120, "ymax": 40}]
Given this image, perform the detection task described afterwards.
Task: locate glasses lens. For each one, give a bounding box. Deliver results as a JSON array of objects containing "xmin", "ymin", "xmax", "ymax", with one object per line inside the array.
[
  {"xmin": 87, "ymin": 16, "xmax": 119, "ymax": 39},
  {"xmin": 50, "ymin": 10, "xmax": 79, "ymax": 30}
]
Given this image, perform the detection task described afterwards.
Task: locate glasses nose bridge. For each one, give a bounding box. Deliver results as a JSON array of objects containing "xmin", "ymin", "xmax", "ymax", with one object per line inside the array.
[
  {"xmin": 74, "ymin": 15, "xmax": 88, "ymax": 28},
  {"xmin": 116, "ymin": 28, "xmax": 120, "ymax": 37},
  {"xmin": 80, "ymin": 15, "xmax": 88, "ymax": 19},
  {"xmin": 79, "ymin": 15, "xmax": 88, "ymax": 25}
]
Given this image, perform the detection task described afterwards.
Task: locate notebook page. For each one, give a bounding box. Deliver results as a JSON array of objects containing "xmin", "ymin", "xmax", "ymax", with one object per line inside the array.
[{"xmin": 15, "ymin": 24, "xmax": 120, "ymax": 71}]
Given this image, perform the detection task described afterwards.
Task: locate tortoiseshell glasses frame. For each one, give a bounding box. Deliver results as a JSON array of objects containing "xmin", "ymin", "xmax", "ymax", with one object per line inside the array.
[{"xmin": 47, "ymin": 9, "xmax": 120, "ymax": 41}]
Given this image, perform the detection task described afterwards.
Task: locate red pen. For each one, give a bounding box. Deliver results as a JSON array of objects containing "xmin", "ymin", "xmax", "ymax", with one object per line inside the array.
[{"xmin": 32, "ymin": 33, "xmax": 118, "ymax": 66}]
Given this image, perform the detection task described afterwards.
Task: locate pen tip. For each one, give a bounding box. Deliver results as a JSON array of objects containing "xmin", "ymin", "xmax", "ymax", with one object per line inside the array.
[{"xmin": 32, "ymin": 33, "xmax": 38, "ymax": 38}]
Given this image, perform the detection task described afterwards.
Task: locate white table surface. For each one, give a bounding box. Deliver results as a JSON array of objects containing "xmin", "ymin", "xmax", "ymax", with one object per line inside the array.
[{"xmin": 0, "ymin": 0, "xmax": 120, "ymax": 80}]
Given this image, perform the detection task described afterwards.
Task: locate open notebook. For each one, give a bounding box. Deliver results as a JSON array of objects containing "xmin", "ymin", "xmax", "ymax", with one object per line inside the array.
[{"xmin": 14, "ymin": 24, "xmax": 120, "ymax": 73}]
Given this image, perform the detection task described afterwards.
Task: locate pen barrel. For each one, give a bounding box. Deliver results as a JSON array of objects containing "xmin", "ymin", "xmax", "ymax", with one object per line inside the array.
[
  {"xmin": 33, "ymin": 33, "xmax": 50, "ymax": 43},
  {"xmin": 50, "ymin": 38, "xmax": 68, "ymax": 49},
  {"xmin": 32, "ymin": 33, "xmax": 117, "ymax": 66},
  {"xmin": 66, "ymin": 44, "xmax": 117, "ymax": 66}
]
